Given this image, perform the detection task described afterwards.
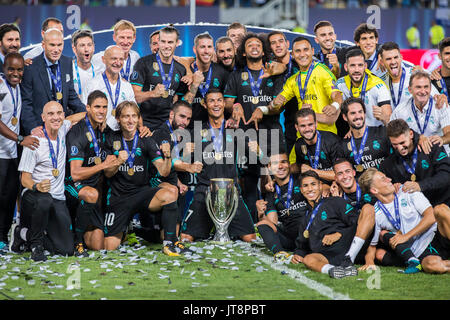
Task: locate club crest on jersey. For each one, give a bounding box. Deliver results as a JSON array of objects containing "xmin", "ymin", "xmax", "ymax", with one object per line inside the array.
[
  {"xmin": 131, "ymin": 71, "xmax": 138, "ymax": 81},
  {"xmin": 301, "ymin": 145, "xmax": 307, "ymax": 155},
  {"xmin": 153, "ymin": 62, "xmax": 159, "ymax": 71},
  {"xmin": 113, "ymin": 140, "xmax": 121, "ymax": 151},
  {"xmin": 86, "ymin": 132, "xmax": 93, "ymax": 142},
  {"xmin": 373, "ymin": 140, "xmax": 380, "ymax": 150},
  {"xmin": 241, "ymin": 72, "xmax": 249, "ymax": 81}
]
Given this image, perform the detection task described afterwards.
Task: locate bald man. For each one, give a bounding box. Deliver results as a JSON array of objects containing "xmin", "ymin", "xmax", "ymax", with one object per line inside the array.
[
  {"xmin": 20, "ymin": 28, "xmax": 85, "ymax": 135},
  {"xmin": 11, "ymin": 101, "xmax": 85, "ymax": 261},
  {"xmin": 85, "ymin": 45, "xmax": 137, "ymax": 131}
]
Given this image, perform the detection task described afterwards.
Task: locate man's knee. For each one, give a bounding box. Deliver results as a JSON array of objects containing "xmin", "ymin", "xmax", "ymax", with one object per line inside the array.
[
  {"xmin": 434, "ymin": 204, "xmax": 450, "ymax": 222},
  {"xmin": 375, "ymin": 248, "xmax": 386, "ymax": 263},
  {"xmin": 421, "ymin": 255, "xmax": 446, "ymax": 274},
  {"xmin": 241, "ymin": 233, "xmax": 256, "ymax": 242},
  {"xmin": 180, "ymin": 233, "xmax": 194, "ymax": 243},
  {"xmin": 79, "ymin": 187, "xmax": 99, "ymax": 204},
  {"xmin": 85, "ymin": 229, "xmax": 105, "ymax": 251},
  {"xmin": 158, "ymin": 187, "xmax": 179, "ymax": 205}
]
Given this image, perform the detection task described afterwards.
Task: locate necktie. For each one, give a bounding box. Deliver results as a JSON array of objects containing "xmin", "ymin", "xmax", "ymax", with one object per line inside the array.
[{"xmin": 49, "ymin": 64, "xmax": 58, "ymax": 98}]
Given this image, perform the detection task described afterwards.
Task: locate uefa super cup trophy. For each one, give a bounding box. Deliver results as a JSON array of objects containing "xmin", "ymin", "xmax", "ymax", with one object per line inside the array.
[{"xmin": 206, "ymin": 178, "xmax": 239, "ymax": 244}]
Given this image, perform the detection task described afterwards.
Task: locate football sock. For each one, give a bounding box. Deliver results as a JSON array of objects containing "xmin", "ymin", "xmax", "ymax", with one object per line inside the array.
[
  {"xmin": 345, "ymin": 236, "xmax": 365, "ymax": 263},
  {"xmin": 162, "ymin": 202, "xmax": 179, "ymax": 243},
  {"xmin": 257, "ymin": 224, "xmax": 283, "ymax": 254}
]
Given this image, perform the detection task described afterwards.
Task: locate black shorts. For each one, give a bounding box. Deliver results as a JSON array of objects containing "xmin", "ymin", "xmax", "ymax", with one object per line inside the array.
[
  {"xmin": 181, "ymin": 185, "xmax": 255, "ymax": 240},
  {"xmin": 423, "ymin": 231, "xmax": 450, "ymax": 260},
  {"xmin": 317, "ymin": 227, "xmax": 355, "ymax": 266},
  {"xmin": 104, "ymin": 186, "xmax": 160, "ymax": 237},
  {"xmin": 64, "ymin": 177, "xmax": 104, "ymax": 230}
]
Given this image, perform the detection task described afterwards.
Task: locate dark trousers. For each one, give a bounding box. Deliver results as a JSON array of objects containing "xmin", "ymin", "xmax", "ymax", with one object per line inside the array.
[
  {"xmin": 0, "ymin": 158, "xmax": 19, "ymax": 243},
  {"xmin": 21, "ymin": 190, "xmax": 74, "ymax": 256}
]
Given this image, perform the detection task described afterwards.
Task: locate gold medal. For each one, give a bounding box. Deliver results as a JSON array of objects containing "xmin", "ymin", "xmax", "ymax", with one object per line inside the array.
[
  {"xmin": 200, "ymin": 98, "xmax": 205, "ymax": 106},
  {"xmin": 153, "ymin": 62, "xmax": 159, "ymax": 71},
  {"xmin": 214, "ymin": 152, "xmax": 223, "ymax": 161},
  {"xmin": 11, "ymin": 117, "xmax": 18, "ymax": 126},
  {"xmin": 411, "ymin": 174, "xmax": 416, "ymax": 182},
  {"xmin": 56, "ymin": 92, "xmax": 63, "ymax": 100},
  {"xmin": 94, "ymin": 157, "xmax": 102, "ymax": 165},
  {"xmin": 241, "ymin": 72, "xmax": 249, "ymax": 81},
  {"xmin": 252, "ymin": 96, "xmax": 259, "ymax": 104},
  {"xmin": 52, "ymin": 168, "xmax": 60, "ymax": 177},
  {"xmin": 86, "ymin": 132, "xmax": 93, "ymax": 142},
  {"xmin": 162, "ymin": 90, "xmax": 169, "ymax": 98},
  {"xmin": 128, "ymin": 167, "xmax": 135, "ymax": 176},
  {"xmin": 113, "ymin": 140, "xmax": 121, "ymax": 151},
  {"xmin": 301, "ymin": 145, "xmax": 307, "ymax": 155},
  {"xmin": 111, "ymin": 109, "xmax": 116, "ymax": 117},
  {"xmin": 303, "ymin": 230, "xmax": 309, "ymax": 239},
  {"xmin": 356, "ymin": 164, "xmax": 364, "ymax": 172}
]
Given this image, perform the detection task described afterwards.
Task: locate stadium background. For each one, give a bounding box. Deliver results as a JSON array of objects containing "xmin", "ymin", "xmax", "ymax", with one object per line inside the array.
[{"xmin": 0, "ymin": 3, "xmax": 448, "ymax": 65}]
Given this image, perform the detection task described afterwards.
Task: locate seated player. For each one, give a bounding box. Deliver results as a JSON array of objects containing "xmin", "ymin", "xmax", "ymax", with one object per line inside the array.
[
  {"xmin": 256, "ymin": 152, "xmax": 308, "ymax": 262},
  {"xmin": 102, "ymin": 101, "xmax": 187, "ymax": 256},
  {"xmin": 359, "ymin": 168, "xmax": 437, "ymax": 274},
  {"xmin": 291, "ymin": 170, "xmax": 359, "ymax": 279},
  {"xmin": 180, "ymin": 88, "xmax": 256, "ymax": 243}
]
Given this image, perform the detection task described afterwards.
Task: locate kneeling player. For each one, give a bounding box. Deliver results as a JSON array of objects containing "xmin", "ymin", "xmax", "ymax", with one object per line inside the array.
[
  {"xmin": 103, "ymin": 101, "xmax": 185, "ymax": 255},
  {"xmin": 359, "ymin": 168, "xmax": 437, "ymax": 274},
  {"xmin": 291, "ymin": 171, "xmax": 359, "ymax": 279},
  {"xmin": 65, "ymin": 90, "xmax": 118, "ymax": 254},
  {"xmin": 256, "ymin": 152, "xmax": 308, "ymax": 262}
]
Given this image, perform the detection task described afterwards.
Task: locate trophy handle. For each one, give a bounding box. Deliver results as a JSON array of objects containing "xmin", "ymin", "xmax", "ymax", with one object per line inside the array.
[{"xmin": 222, "ymin": 185, "xmax": 239, "ymax": 226}]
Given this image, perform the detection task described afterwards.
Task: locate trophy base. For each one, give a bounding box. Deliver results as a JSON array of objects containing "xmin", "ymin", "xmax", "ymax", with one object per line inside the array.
[{"xmin": 209, "ymin": 231, "xmax": 232, "ymax": 244}]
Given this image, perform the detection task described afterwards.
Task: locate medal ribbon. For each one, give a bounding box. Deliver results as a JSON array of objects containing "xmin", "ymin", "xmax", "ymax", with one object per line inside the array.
[
  {"xmin": 389, "ymin": 67, "xmax": 406, "ymax": 108},
  {"xmin": 298, "ymin": 62, "xmax": 315, "ymax": 101},
  {"xmin": 318, "ymin": 48, "xmax": 336, "ymax": 70},
  {"xmin": 401, "ymin": 147, "xmax": 418, "ymax": 176},
  {"xmin": 350, "ymin": 126, "xmax": 369, "ymax": 165},
  {"xmin": 368, "ymin": 52, "xmax": 378, "ymax": 71},
  {"xmin": 306, "ymin": 131, "xmax": 322, "ymax": 169},
  {"xmin": 166, "ymin": 120, "xmax": 180, "ymax": 158},
  {"xmin": 74, "ymin": 59, "xmax": 95, "ymax": 95},
  {"xmin": 245, "ymin": 67, "xmax": 264, "ymax": 98},
  {"xmin": 411, "ymin": 98, "xmax": 433, "ymax": 134},
  {"xmin": 283, "ymin": 55, "xmax": 293, "ymax": 81},
  {"xmin": 376, "ymin": 194, "xmax": 401, "ymax": 230},
  {"xmin": 305, "ymin": 200, "xmax": 324, "ymax": 233},
  {"xmin": 350, "ymin": 72, "xmax": 368, "ymax": 102},
  {"xmin": 343, "ymin": 183, "xmax": 362, "ymax": 210},
  {"xmin": 122, "ymin": 131, "xmax": 139, "ymax": 170},
  {"xmin": 193, "ymin": 62, "xmax": 213, "ymax": 98},
  {"xmin": 85, "ymin": 115, "xmax": 101, "ymax": 158},
  {"xmin": 102, "ymin": 72, "xmax": 121, "ymax": 110},
  {"xmin": 120, "ymin": 55, "xmax": 131, "ymax": 81},
  {"xmin": 3, "ymin": 75, "xmax": 19, "ymax": 120},
  {"xmin": 439, "ymin": 78, "xmax": 449, "ymax": 102},
  {"xmin": 156, "ymin": 53, "xmax": 175, "ymax": 91},
  {"xmin": 43, "ymin": 126, "xmax": 60, "ymax": 170},
  {"xmin": 47, "ymin": 62, "xmax": 62, "ymax": 101},
  {"xmin": 209, "ymin": 119, "xmax": 225, "ymax": 153},
  {"xmin": 275, "ymin": 175, "xmax": 294, "ymax": 211}
]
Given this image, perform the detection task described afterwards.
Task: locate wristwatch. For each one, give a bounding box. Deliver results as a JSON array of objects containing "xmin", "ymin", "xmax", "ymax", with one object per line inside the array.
[{"xmin": 17, "ymin": 135, "xmax": 24, "ymax": 145}]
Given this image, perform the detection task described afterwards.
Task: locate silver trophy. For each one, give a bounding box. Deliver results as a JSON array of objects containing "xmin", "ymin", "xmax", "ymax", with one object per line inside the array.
[{"xmin": 206, "ymin": 178, "xmax": 239, "ymax": 244}]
